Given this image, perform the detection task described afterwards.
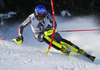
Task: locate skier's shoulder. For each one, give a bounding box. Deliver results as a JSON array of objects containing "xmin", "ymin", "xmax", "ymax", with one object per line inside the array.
[
  {"xmin": 28, "ymin": 13, "xmax": 36, "ymax": 21},
  {"xmin": 46, "ymin": 12, "xmax": 51, "ymax": 16},
  {"xmin": 29, "ymin": 13, "xmax": 35, "ymax": 17},
  {"xmin": 45, "ymin": 12, "xmax": 52, "ymax": 19}
]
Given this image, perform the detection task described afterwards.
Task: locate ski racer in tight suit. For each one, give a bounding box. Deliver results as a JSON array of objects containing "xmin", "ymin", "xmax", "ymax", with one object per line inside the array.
[{"xmin": 15, "ymin": 4, "xmax": 95, "ymax": 61}]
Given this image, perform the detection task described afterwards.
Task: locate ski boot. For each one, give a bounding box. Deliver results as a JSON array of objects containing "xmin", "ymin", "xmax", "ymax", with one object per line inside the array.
[
  {"xmin": 78, "ymin": 49, "xmax": 96, "ymax": 62},
  {"xmin": 61, "ymin": 47, "xmax": 72, "ymax": 56},
  {"xmin": 84, "ymin": 53, "xmax": 96, "ymax": 62},
  {"xmin": 66, "ymin": 50, "xmax": 72, "ymax": 56}
]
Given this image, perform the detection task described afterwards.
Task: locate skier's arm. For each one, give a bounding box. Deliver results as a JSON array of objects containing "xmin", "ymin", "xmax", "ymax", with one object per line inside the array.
[
  {"xmin": 47, "ymin": 12, "xmax": 57, "ymax": 29},
  {"xmin": 16, "ymin": 16, "xmax": 31, "ymax": 44},
  {"xmin": 18, "ymin": 16, "xmax": 31, "ymax": 34}
]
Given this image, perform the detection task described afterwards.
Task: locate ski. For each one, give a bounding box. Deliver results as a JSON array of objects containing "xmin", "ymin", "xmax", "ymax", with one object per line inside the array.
[{"xmin": 84, "ymin": 53, "xmax": 96, "ymax": 62}]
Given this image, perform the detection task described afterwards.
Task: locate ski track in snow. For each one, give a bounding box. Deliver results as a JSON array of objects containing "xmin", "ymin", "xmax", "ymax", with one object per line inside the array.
[
  {"xmin": 0, "ymin": 41, "xmax": 100, "ymax": 70},
  {"xmin": 0, "ymin": 16, "xmax": 100, "ymax": 70}
]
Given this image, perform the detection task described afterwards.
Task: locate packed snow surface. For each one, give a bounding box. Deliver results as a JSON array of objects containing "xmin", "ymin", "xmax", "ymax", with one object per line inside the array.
[{"xmin": 0, "ymin": 16, "xmax": 100, "ymax": 70}]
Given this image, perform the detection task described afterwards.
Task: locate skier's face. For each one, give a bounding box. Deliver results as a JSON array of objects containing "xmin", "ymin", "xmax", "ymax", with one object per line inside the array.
[{"xmin": 37, "ymin": 14, "xmax": 45, "ymax": 20}]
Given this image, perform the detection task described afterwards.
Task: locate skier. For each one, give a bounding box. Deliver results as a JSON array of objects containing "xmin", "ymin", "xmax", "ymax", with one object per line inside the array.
[{"xmin": 15, "ymin": 4, "xmax": 95, "ymax": 61}]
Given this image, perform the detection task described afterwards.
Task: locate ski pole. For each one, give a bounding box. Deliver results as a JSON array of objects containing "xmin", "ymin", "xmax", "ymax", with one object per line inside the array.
[
  {"xmin": 56, "ymin": 29, "xmax": 100, "ymax": 32},
  {"xmin": 0, "ymin": 38, "xmax": 22, "ymax": 44},
  {"xmin": 0, "ymin": 38, "xmax": 16, "ymax": 41}
]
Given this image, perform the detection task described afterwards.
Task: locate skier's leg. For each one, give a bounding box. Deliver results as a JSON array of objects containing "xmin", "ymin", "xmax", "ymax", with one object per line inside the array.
[
  {"xmin": 60, "ymin": 39, "xmax": 86, "ymax": 55},
  {"xmin": 43, "ymin": 36, "xmax": 71, "ymax": 56},
  {"xmin": 60, "ymin": 39, "xmax": 79, "ymax": 52},
  {"xmin": 51, "ymin": 32, "xmax": 86, "ymax": 55}
]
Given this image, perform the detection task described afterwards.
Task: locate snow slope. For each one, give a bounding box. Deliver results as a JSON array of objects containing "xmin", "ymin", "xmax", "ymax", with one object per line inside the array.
[{"xmin": 0, "ymin": 16, "xmax": 100, "ymax": 70}]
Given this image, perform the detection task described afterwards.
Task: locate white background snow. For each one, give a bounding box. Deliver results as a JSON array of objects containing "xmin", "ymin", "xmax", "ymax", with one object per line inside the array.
[{"xmin": 0, "ymin": 15, "xmax": 100, "ymax": 70}]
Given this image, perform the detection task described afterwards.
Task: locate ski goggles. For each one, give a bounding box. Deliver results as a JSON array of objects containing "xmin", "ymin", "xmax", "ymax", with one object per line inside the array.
[{"xmin": 37, "ymin": 14, "xmax": 45, "ymax": 18}]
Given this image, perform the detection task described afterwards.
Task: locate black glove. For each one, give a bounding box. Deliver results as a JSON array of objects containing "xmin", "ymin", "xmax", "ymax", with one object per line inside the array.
[{"xmin": 16, "ymin": 34, "xmax": 23, "ymax": 44}]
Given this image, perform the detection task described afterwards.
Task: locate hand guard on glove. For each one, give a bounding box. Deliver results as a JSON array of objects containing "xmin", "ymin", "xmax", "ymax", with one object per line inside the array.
[{"xmin": 15, "ymin": 34, "xmax": 23, "ymax": 44}]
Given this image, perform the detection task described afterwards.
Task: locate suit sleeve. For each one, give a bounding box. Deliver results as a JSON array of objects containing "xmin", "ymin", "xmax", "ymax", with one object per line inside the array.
[{"xmin": 18, "ymin": 16, "xmax": 31, "ymax": 34}]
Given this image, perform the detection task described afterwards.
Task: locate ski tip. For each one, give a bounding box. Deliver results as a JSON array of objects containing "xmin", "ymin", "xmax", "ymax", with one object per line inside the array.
[
  {"xmin": 91, "ymin": 56, "xmax": 96, "ymax": 62},
  {"xmin": 85, "ymin": 53, "xmax": 96, "ymax": 62}
]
